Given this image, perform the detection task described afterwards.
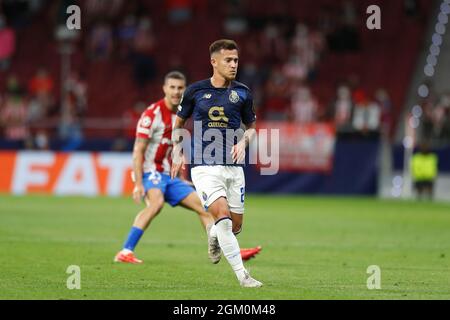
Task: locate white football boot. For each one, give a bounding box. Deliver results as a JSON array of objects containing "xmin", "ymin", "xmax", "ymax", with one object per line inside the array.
[{"xmin": 240, "ymin": 270, "xmax": 263, "ymax": 288}]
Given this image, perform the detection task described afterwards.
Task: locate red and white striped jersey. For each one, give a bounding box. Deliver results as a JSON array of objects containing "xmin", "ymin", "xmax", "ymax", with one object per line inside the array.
[{"xmin": 136, "ymin": 99, "xmax": 176, "ymax": 174}]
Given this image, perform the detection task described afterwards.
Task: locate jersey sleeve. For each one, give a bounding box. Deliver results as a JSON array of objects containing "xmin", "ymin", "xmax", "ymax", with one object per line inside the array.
[
  {"xmin": 135, "ymin": 109, "xmax": 155, "ymax": 139},
  {"xmin": 177, "ymin": 85, "xmax": 195, "ymax": 119},
  {"xmin": 241, "ymin": 90, "xmax": 256, "ymax": 125}
]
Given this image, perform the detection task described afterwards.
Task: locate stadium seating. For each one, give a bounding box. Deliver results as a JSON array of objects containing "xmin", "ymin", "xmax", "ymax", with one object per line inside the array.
[{"xmin": 0, "ymin": 0, "xmax": 432, "ymax": 138}]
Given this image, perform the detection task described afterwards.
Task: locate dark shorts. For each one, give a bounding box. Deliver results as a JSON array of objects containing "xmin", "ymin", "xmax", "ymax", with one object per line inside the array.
[{"xmin": 414, "ymin": 181, "xmax": 434, "ymax": 190}]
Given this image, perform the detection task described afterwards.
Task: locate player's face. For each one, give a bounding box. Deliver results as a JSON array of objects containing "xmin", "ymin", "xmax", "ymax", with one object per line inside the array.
[
  {"xmin": 212, "ymin": 49, "xmax": 239, "ymax": 81},
  {"xmin": 163, "ymin": 78, "xmax": 186, "ymax": 107}
]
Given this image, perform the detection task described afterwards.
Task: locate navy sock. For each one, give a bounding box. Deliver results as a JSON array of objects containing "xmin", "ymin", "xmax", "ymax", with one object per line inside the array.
[{"xmin": 123, "ymin": 226, "xmax": 144, "ymax": 251}]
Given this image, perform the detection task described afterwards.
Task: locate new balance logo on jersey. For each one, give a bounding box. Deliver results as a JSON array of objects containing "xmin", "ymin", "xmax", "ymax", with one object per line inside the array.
[{"xmin": 202, "ymin": 93, "xmax": 212, "ymax": 99}]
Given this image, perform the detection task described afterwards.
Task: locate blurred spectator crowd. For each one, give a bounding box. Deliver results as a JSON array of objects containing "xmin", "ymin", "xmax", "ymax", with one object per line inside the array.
[
  {"xmin": 222, "ymin": 0, "xmax": 391, "ymax": 139},
  {"xmin": 418, "ymin": 90, "xmax": 450, "ymax": 146},
  {"xmin": 0, "ymin": 0, "xmax": 446, "ymax": 149},
  {"xmin": 0, "ymin": 67, "xmax": 87, "ymax": 150}
]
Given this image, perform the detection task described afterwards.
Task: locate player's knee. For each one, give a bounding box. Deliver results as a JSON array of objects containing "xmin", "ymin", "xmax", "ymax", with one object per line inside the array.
[
  {"xmin": 153, "ymin": 202, "xmax": 164, "ymax": 215},
  {"xmin": 150, "ymin": 196, "xmax": 165, "ymax": 210},
  {"xmin": 141, "ymin": 208, "xmax": 157, "ymax": 220},
  {"xmin": 216, "ymin": 209, "xmax": 231, "ymax": 221},
  {"xmin": 214, "ymin": 201, "xmax": 230, "ymax": 217},
  {"xmin": 232, "ymin": 224, "xmax": 242, "ymax": 235},
  {"xmin": 209, "ymin": 198, "xmax": 231, "ymax": 220},
  {"xmin": 144, "ymin": 201, "xmax": 164, "ymax": 217}
]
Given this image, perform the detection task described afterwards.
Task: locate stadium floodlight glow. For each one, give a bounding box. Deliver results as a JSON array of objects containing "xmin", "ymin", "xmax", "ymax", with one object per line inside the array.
[
  {"xmin": 391, "ymin": 175, "xmax": 404, "ymax": 198},
  {"xmin": 391, "ymin": 188, "xmax": 402, "ymax": 198},
  {"xmin": 424, "ymin": 64, "xmax": 435, "ymax": 77},
  {"xmin": 438, "ymin": 12, "xmax": 449, "ymax": 24},
  {"xmin": 426, "ymin": 54, "xmax": 437, "ymax": 66},
  {"xmin": 412, "ymin": 105, "xmax": 423, "ymax": 118},
  {"xmin": 401, "ymin": 2, "xmax": 449, "ymax": 200},
  {"xmin": 441, "ymin": 2, "xmax": 450, "ymax": 15},
  {"xmin": 432, "ymin": 33, "xmax": 443, "ymax": 46},
  {"xmin": 393, "ymin": 176, "xmax": 403, "ymax": 188},
  {"xmin": 403, "ymin": 136, "xmax": 414, "ymax": 149},
  {"xmin": 435, "ymin": 22, "xmax": 446, "ymax": 35},
  {"xmin": 430, "ymin": 44, "xmax": 441, "ymax": 56},
  {"xmin": 409, "ymin": 117, "xmax": 420, "ymax": 129},
  {"xmin": 418, "ymin": 84, "xmax": 429, "ymax": 98}
]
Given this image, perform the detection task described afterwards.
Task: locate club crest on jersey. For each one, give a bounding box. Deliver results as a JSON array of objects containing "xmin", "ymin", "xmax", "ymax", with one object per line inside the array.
[
  {"xmin": 202, "ymin": 192, "xmax": 208, "ymax": 201},
  {"xmin": 141, "ymin": 116, "xmax": 151, "ymax": 127},
  {"xmin": 229, "ymin": 90, "xmax": 239, "ymax": 103}
]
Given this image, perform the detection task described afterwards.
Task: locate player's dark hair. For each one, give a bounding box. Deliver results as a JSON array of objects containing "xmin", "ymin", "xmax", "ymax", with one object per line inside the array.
[
  {"xmin": 209, "ymin": 39, "xmax": 239, "ymax": 56},
  {"xmin": 164, "ymin": 71, "xmax": 186, "ymax": 84}
]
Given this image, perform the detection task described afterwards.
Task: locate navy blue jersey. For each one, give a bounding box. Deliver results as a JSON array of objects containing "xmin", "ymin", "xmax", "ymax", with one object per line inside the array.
[{"xmin": 177, "ymin": 78, "xmax": 256, "ymax": 166}]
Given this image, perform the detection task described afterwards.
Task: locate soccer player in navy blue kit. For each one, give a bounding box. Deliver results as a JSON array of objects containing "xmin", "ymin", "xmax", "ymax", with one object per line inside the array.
[
  {"xmin": 114, "ymin": 71, "xmax": 261, "ymax": 264},
  {"xmin": 171, "ymin": 39, "xmax": 262, "ymax": 287}
]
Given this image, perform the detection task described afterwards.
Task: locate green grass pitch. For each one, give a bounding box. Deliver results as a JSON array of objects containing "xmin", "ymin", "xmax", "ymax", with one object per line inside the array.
[{"xmin": 1, "ymin": 194, "xmax": 449, "ymax": 300}]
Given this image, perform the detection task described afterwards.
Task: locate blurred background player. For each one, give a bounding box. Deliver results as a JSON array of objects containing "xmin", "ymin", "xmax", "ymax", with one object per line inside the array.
[
  {"xmin": 411, "ymin": 142, "xmax": 438, "ymax": 201},
  {"xmin": 115, "ymin": 71, "xmax": 260, "ymax": 263},
  {"xmin": 171, "ymin": 40, "xmax": 263, "ymax": 287}
]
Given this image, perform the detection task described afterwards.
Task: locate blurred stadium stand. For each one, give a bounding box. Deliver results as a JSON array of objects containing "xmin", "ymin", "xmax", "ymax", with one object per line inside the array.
[{"xmin": 1, "ymin": 0, "xmax": 449, "ymax": 198}]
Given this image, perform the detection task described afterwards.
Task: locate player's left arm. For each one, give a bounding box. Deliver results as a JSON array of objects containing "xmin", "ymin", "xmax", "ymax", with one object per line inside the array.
[
  {"xmin": 231, "ymin": 121, "xmax": 256, "ymax": 164},
  {"xmin": 232, "ymin": 90, "xmax": 257, "ymax": 164},
  {"xmin": 171, "ymin": 85, "xmax": 195, "ymax": 178},
  {"xmin": 171, "ymin": 116, "xmax": 188, "ymax": 178}
]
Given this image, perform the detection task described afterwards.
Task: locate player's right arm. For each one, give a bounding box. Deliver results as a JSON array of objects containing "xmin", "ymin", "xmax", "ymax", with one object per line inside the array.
[
  {"xmin": 132, "ymin": 108, "xmax": 155, "ymax": 204},
  {"xmin": 132, "ymin": 137, "xmax": 150, "ymax": 204},
  {"xmin": 170, "ymin": 116, "xmax": 187, "ymax": 179},
  {"xmin": 171, "ymin": 85, "xmax": 195, "ymax": 178}
]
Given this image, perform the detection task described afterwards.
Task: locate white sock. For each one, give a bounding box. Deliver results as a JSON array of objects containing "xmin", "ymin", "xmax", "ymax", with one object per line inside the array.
[
  {"xmin": 209, "ymin": 223, "xmax": 218, "ymax": 238},
  {"xmin": 121, "ymin": 248, "xmax": 133, "ymax": 254},
  {"xmin": 215, "ymin": 218, "xmax": 246, "ymax": 282}
]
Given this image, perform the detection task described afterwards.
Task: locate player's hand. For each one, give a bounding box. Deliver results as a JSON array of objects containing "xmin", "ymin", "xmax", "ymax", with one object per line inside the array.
[
  {"xmin": 171, "ymin": 159, "xmax": 185, "ymax": 179},
  {"xmin": 231, "ymin": 140, "xmax": 246, "ymax": 164},
  {"xmin": 132, "ymin": 183, "xmax": 145, "ymax": 204},
  {"xmin": 171, "ymin": 146, "xmax": 185, "ymax": 179}
]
